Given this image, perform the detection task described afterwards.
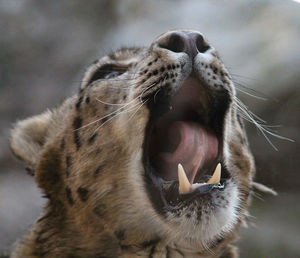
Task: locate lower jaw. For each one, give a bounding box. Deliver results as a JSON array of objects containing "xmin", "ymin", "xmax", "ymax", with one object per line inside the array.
[{"xmin": 144, "ymin": 165, "xmax": 229, "ymax": 214}]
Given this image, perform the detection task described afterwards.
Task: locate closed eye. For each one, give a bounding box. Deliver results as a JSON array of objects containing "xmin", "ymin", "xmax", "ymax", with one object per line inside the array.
[
  {"xmin": 105, "ymin": 71, "xmax": 120, "ymax": 79},
  {"xmin": 88, "ymin": 64, "xmax": 127, "ymax": 85}
]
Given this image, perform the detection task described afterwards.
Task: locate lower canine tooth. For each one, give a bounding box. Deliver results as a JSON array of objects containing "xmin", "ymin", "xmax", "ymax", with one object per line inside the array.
[
  {"xmin": 207, "ymin": 163, "xmax": 221, "ymax": 184},
  {"xmin": 178, "ymin": 163, "xmax": 191, "ymax": 194}
]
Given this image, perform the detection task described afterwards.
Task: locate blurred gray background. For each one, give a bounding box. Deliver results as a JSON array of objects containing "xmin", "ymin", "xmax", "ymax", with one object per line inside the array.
[{"xmin": 0, "ymin": 0, "xmax": 299, "ymax": 257}]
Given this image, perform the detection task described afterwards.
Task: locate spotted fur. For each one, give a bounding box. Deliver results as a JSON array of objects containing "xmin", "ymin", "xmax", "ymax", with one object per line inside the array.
[{"xmin": 10, "ymin": 30, "xmax": 255, "ymax": 257}]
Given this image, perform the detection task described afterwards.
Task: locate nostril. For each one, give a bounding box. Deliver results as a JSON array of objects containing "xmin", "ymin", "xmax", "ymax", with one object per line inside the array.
[
  {"xmin": 157, "ymin": 31, "xmax": 210, "ymax": 57},
  {"xmin": 159, "ymin": 33, "xmax": 185, "ymax": 53},
  {"xmin": 195, "ymin": 34, "xmax": 210, "ymax": 53}
]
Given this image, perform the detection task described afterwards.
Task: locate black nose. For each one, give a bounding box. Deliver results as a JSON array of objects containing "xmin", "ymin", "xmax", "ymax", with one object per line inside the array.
[{"xmin": 158, "ymin": 32, "xmax": 210, "ymax": 59}]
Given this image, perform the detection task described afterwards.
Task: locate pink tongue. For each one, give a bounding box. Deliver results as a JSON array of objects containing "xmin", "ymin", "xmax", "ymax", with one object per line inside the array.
[{"xmin": 159, "ymin": 121, "xmax": 218, "ymax": 183}]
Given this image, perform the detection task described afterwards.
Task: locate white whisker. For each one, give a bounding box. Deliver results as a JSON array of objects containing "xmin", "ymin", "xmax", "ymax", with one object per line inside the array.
[
  {"xmin": 127, "ymin": 99, "xmax": 149, "ymax": 122},
  {"xmin": 95, "ymin": 98, "xmax": 125, "ymax": 106},
  {"xmin": 232, "ymin": 94, "xmax": 294, "ymax": 151},
  {"xmin": 236, "ymin": 87, "xmax": 267, "ymax": 101},
  {"xmin": 92, "ymin": 100, "xmax": 143, "ymax": 134}
]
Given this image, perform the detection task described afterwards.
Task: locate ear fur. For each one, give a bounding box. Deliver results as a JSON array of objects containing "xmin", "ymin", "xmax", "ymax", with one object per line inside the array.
[{"xmin": 10, "ymin": 110, "xmax": 53, "ymax": 169}]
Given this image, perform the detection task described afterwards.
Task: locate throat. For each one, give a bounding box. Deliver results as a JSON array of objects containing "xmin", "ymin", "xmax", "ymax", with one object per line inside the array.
[{"xmin": 149, "ymin": 120, "xmax": 218, "ymax": 183}]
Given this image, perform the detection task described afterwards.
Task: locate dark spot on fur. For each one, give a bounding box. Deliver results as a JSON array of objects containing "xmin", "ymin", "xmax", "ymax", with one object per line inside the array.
[
  {"xmin": 36, "ymin": 146, "xmax": 62, "ymax": 195},
  {"xmin": 197, "ymin": 210, "xmax": 202, "ymax": 221},
  {"xmin": 153, "ymin": 69, "xmax": 158, "ymax": 75},
  {"xmin": 148, "ymin": 62, "xmax": 152, "ymax": 66},
  {"xmin": 172, "ymin": 79, "xmax": 176, "ymax": 83},
  {"xmin": 73, "ymin": 116, "xmax": 82, "ymax": 150},
  {"xmin": 122, "ymin": 94, "xmax": 127, "ymax": 100},
  {"xmin": 94, "ymin": 165, "xmax": 103, "ymax": 175},
  {"xmin": 166, "ymin": 246, "xmax": 170, "ymax": 258},
  {"xmin": 65, "ymin": 154, "xmax": 71, "ymax": 177},
  {"xmin": 85, "ymin": 96, "xmax": 90, "ymax": 104},
  {"xmin": 167, "ymin": 65, "xmax": 171, "ymax": 70},
  {"xmin": 149, "ymin": 245, "xmax": 156, "ymax": 258},
  {"xmin": 101, "ymin": 116, "xmax": 109, "ymax": 123},
  {"xmin": 75, "ymin": 96, "xmax": 83, "ymax": 110},
  {"xmin": 160, "ymin": 67, "xmax": 165, "ymax": 72},
  {"xmin": 221, "ymin": 77, "xmax": 227, "ymax": 84},
  {"xmin": 88, "ymin": 133, "xmax": 98, "ymax": 144},
  {"xmin": 144, "ymin": 69, "xmax": 148, "ymax": 74},
  {"xmin": 65, "ymin": 187, "xmax": 74, "ymax": 205},
  {"xmin": 93, "ymin": 204, "xmax": 106, "ymax": 217},
  {"xmin": 176, "ymin": 64, "xmax": 180, "ymax": 68},
  {"xmin": 115, "ymin": 230, "xmax": 125, "ymax": 241},
  {"xmin": 212, "ymin": 75, "xmax": 216, "ymax": 80},
  {"xmin": 141, "ymin": 238, "xmax": 160, "ymax": 248},
  {"xmin": 147, "ymin": 73, "xmax": 152, "ymax": 78},
  {"xmin": 186, "ymin": 213, "xmax": 191, "ymax": 218},
  {"xmin": 115, "ymin": 230, "xmax": 130, "ymax": 250},
  {"xmin": 60, "ymin": 138, "xmax": 65, "ymax": 150},
  {"xmin": 172, "ymin": 64, "xmax": 176, "ymax": 69},
  {"xmin": 77, "ymin": 187, "xmax": 89, "ymax": 202}
]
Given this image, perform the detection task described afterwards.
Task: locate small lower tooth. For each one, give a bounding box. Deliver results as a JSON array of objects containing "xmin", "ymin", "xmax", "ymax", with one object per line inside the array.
[{"xmin": 191, "ymin": 183, "xmax": 206, "ymax": 191}]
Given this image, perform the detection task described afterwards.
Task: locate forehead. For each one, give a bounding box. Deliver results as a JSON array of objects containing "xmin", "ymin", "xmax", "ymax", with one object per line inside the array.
[{"xmin": 107, "ymin": 47, "xmax": 144, "ymax": 61}]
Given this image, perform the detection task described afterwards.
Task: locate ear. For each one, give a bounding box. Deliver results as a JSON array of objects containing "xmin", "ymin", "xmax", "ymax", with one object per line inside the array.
[{"xmin": 10, "ymin": 110, "xmax": 53, "ymax": 170}]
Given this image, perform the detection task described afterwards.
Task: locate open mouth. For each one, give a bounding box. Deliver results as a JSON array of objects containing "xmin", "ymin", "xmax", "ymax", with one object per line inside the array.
[{"xmin": 143, "ymin": 76, "xmax": 231, "ymax": 210}]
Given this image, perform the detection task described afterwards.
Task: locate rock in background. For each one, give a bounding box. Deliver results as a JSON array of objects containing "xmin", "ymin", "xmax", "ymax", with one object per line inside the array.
[{"xmin": 0, "ymin": 0, "xmax": 299, "ymax": 257}]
